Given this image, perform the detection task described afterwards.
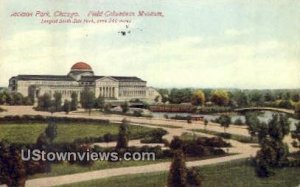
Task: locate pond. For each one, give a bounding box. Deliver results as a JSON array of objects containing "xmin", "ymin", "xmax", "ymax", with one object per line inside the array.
[{"xmin": 151, "ymin": 111, "xmax": 299, "ymax": 130}]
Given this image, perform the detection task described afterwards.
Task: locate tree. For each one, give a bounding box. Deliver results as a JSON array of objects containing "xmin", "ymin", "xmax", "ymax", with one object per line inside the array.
[
  {"xmin": 255, "ymin": 138, "xmax": 276, "ymax": 177},
  {"xmin": 291, "ymin": 122, "xmax": 300, "ymax": 151},
  {"xmin": 249, "ymin": 91, "xmax": 263, "ymax": 106},
  {"xmin": 191, "ymin": 90, "xmax": 205, "ymax": 106},
  {"xmin": 80, "ymin": 88, "xmax": 95, "ymax": 115},
  {"xmin": 169, "ymin": 136, "xmax": 184, "ymax": 150},
  {"xmin": 232, "ymin": 90, "xmax": 249, "ymax": 107},
  {"xmin": 95, "ymin": 96, "xmax": 105, "ymax": 111},
  {"xmin": 218, "ymin": 115, "xmax": 231, "ymax": 133},
  {"xmin": 264, "ymin": 92, "xmax": 275, "ymax": 102},
  {"xmin": 12, "ymin": 92, "xmax": 24, "ymax": 105},
  {"xmin": 121, "ymin": 102, "xmax": 129, "ymax": 113},
  {"xmin": 187, "ymin": 167, "xmax": 202, "ymax": 187},
  {"xmin": 292, "ymin": 93, "xmax": 300, "ymax": 102},
  {"xmin": 53, "ymin": 92, "xmax": 62, "ymax": 112},
  {"xmin": 0, "ymin": 143, "xmax": 26, "ymax": 187},
  {"xmin": 63, "ymin": 100, "xmax": 71, "ymax": 114},
  {"xmin": 211, "ymin": 90, "xmax": 229, "ymax": 106},
  {"xmin": 116, "ymin": 118, "xmax": 129, "ymax": 150},
  {"xmin": 168, "ymin": 149, "xmax": 187, "ymax": 187},
  {"xmin": 169, "ymin": 88, "xmax": 192, "ymax": 104},
  {"xmin": 37, "ymin": 93, "xmax": 51, "ymax": 111},
  {"xmin": 45, "ymin": 121, "xmax": 57, "ymax": 143},
  {"xmin": 278, "ymin": 100, "xmax": 293, "ymax": 109},
  {"xmin": 103, "ymin": 133, "xmax": 114, "ymax": 145},
  {"xmin": 254, "ymin": 114, "xmax": 291, "ymax": 177},
  {"xmin": 294, "ymin": 103, "xmax": 300, "ymax": 119},
  {"xmin": 154, "ymin": 95, "xmax": 160, "ymax": 103},
  {"xmin": 204, "ymin": 119, "xmax": 208, "ymax": 131},
  {"xmin": 245, "ymin": 113, "xmax": 260, "ymax": 140},
  {"xmin": 70, "ymin": 92, "xmax": 78, "ymax": 111}
]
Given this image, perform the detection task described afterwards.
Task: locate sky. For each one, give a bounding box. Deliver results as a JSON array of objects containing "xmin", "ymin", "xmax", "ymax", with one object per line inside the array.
[{"xmin": 0, "ymin": 0, "xmax": 299, "ymax": 89}]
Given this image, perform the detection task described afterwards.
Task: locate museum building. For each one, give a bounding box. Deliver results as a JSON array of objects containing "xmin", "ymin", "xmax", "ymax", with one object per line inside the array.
[{"xmin": 8, "ymin": 62, "xmax": 160, "ymax": 102}]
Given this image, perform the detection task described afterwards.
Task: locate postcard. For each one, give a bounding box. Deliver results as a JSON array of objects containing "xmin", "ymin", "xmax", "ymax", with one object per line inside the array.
[{"xmin": 0, "ymin": 1, "xmax": 299, "ymax": 187}]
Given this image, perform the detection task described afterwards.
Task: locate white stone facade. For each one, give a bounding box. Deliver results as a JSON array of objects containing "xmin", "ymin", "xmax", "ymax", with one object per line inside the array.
[{"xmin": 8, "ymin": 62, "xmax": 160, "ymax": 103}]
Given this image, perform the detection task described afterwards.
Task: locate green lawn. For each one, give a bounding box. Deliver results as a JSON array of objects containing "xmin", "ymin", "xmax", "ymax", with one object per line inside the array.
[
  {"xmin": 191, "ymin": 129, "xmax": 258, "ymax": 143},
  {"xmin": 59, "ymin": 159, "xmax": 300, "ymax": 187},
  {"xmin": 143, "ymin": 123, "xmax": 182, "ymax": 129},
  {"xmin": 0, "ymin": 123, "xmax": 154, "ymax": 144},
  {"xmin": 30, "ymin": 159, "xmax": 169, "ymax": 179}
]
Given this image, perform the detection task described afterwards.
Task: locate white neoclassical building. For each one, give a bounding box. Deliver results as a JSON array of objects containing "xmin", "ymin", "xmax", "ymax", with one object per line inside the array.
[{"xmin": 8, "ymin": 62, "xmax": 160, "ymax": 103}]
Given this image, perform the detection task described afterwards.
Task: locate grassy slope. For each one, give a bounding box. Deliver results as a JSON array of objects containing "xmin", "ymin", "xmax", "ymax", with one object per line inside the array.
[
  {"xmin": 30, "ymin": 159, "xmax": 169, "ymax": 179},
  {"xmin": 0, "ymin": 123, "xmax": 153, "ymax": 144},
  {"xmin": 191, "ymin": 129, "xmax": 258, "ymax": 143},
  {"xmin": 59, "ymin": 159, "xmax": 300, "ymax": 187}
]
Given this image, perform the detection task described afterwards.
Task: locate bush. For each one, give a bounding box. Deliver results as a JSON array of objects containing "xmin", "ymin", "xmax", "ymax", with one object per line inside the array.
[
  {"xmin": 171, "ymin": 115, "xmax": 192, "ymax": 121},
  {"xmin": 197, "ymin": 106, "xmax": 233, "ymax": 114},
  {"xmin": 0, "ymin": 115, "xmax": 110, "ymax": 124},
  {"xmin": 233, "ymin": 118, "xmax": 244, "ymax": 125},
  {"xmin": 187, "ymin": 167, "xmax": 203, "ymax": 186},
  {"xmin": 140, "ymin": 128, "xmax": 168, "ymax": 144},
  {"xmin": 219, "ymin": 132, "xmax": 232, "ymax": 139}
]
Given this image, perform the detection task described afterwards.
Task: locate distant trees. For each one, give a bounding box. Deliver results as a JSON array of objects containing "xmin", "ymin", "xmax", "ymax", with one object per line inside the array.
[
  {"xmin": 264, "ymin": 92, "xmax": 275, "ymax": 102},
  {"xmin": 249, "ymin": 91, "xmax": 263, "ymax": 106},
  {"xmin": 169, "ymin": 88, "xmax": 192, "ymax": 104},
  {"xmin": 116, "ymin": 118, "xmax": 129, "ymax": 150},
  {"xmin": 191, "ymin": 90, "xmax": 205, "ymax": 106},
  {"xmin": 0, "ymin": 91, "xmax": 33, "ymax": 106},
  {"xmin": 232, "ymin": 90, "xmax": 249, "ymax": 107},
  {"xmin": 278, "ymin": 100, "xmax": 293, "ymax": 109},
  {"xmin": 211, "ymin": 90, "xmax": 229, "ymax": 106}
]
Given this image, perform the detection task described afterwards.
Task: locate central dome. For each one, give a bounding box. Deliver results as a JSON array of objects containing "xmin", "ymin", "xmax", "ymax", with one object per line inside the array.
[
  {"xmin": 71, "ymin": 62, "xmax": 92, "ymax": 71},
  {"xmin": 68, "ymin": 62, "xmax": 94, "ymax": 80}
]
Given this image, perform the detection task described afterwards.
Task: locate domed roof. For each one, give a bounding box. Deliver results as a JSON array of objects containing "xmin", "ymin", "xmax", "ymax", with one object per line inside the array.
[{"xmin": 71, "ymin": 62, "xmax": 92, "ymax": 71}]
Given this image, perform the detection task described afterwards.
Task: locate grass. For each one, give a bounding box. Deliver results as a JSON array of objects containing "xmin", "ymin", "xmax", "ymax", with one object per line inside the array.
[
  {"xmin": 191, "ymin": 129, "xmax": 258, "ymax": 143},
  {"xmin": 0, "ymin": 123, "xmax": 154, "ymax": 144},
  {"xmin": 58, "ymin": 159, "xmax": 300, "ymax": 187},
  {"xmin": 30, "ymin": 153, "xmax": 233, "ymax": 179},
  {"xmin": 180, "ymin": 132, "xmax": 200, "ymax": 140},
  {"xmin": 143, "ymin": 123, "xmax": 182, "ymax": 129},
  {"xmin": 29, "ymin": 159, "xmax": 169, "ymax": 179}
]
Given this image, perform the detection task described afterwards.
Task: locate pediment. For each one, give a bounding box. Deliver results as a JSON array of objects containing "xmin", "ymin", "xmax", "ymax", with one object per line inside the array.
[{"xmin": 95, "ymin": 76, "xmax": 118, "ymax": 82}]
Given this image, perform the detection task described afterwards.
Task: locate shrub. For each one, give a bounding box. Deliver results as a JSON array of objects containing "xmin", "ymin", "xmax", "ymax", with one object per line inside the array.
[{"xmin": 233, "ymin": 118, "xmax": 244, "ymax": 125}]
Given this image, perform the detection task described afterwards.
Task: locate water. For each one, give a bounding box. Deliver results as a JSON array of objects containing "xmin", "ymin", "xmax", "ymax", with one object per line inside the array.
[{"xmin": 151, "ymin": 111, "xmax": 299, "ymax": 130}]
